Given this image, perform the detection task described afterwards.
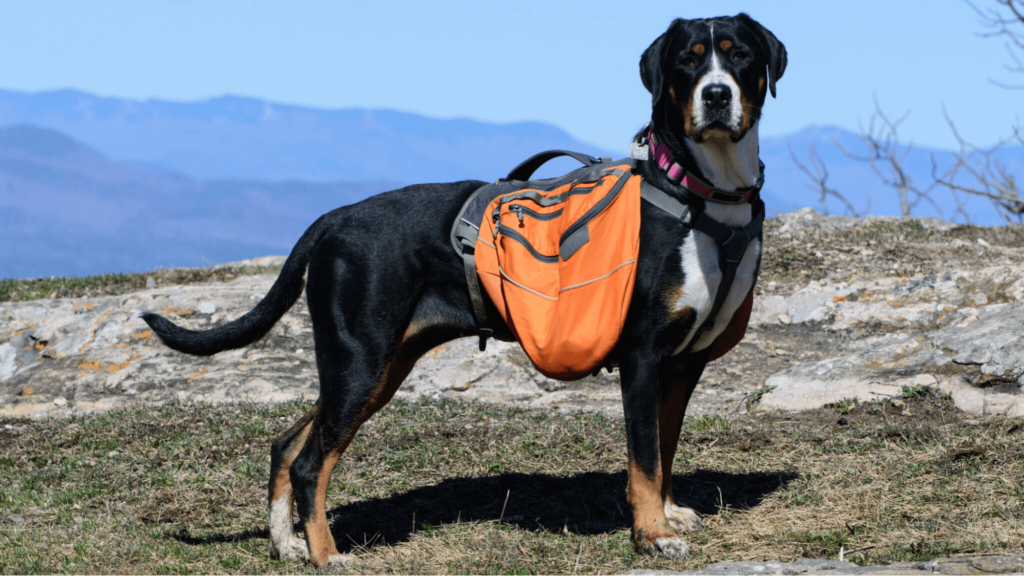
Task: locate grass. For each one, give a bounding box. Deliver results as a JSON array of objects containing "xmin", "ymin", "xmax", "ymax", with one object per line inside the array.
[
  {"xmin": 0, "ymin": 393, "xmax": 1022, "ymax": 574},
  {"xmin": 0, "ymin": 265, "xmax": 282, "ymax": 303}
]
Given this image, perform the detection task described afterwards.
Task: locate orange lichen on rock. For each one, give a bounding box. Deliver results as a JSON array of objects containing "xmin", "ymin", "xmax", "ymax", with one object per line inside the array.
[
  {"xmin": 105, "ymin": 361, "xmax": 132, "ymax": 373},
  {"xmin": 832, "ymin": 296, "xmax": 846, "ymax": 302},
  {"xmin": 77, "ymin": 360, "xmax": 101, "ymax": 371}
]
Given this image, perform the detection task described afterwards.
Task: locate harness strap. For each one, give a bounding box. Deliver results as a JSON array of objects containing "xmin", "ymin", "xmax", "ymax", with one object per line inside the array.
[
  {"xmin": 461, "ymin": 247, "xmax": 493, "ymax": 351},
  {"xmin": 641, "ymin": 181, "xmax": 764, "ymax": 354}
]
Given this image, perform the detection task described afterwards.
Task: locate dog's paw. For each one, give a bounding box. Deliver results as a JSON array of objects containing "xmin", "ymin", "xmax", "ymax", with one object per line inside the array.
[
  {"xmin": 664, "ymin": 502, "xmax": 703, "ymax": 533},
  {"xmin": 643, "ymin": 532, "xmax": 692, "ymax": 557},
  {"xmin": 269, "ymin": 534, "xmax": 309, "ymax": 561},
  {"xmin": 324, "ymin": 553, "xmax": 355, "ymax": 567}
]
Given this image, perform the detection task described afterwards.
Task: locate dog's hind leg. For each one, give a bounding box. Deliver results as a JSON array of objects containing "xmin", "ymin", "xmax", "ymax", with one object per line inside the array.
[
  {"xmin": 287, "ymin": 330, "xmax": 442, "ymax": 567},
  {"xmin": 657, "ymin": 352, "xmax": 710, "ymax": 535},
  {"xmin": 267, "ymin": 403, "xmax": 319, "ymax": 561}
]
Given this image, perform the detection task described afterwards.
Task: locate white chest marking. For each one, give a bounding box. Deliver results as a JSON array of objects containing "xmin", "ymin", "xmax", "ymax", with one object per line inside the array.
[{"xmin": 671, "ymin": 202, "xmax": 761, "ymax": 356}]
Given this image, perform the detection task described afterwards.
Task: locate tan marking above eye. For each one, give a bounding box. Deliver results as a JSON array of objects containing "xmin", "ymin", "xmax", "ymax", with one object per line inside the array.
[
  {"xmin": 720, "ymin": 39, "xmax": 733, "ymax": 51},
  {"xmin": 691, "ymin": 43, "xmax": 705, "ymax": 55}
]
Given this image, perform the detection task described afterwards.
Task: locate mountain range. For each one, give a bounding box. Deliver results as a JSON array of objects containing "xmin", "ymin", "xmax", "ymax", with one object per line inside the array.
[{"xmin": 0, "ymin": 88, "xmax": 1021, "ymax": 279}]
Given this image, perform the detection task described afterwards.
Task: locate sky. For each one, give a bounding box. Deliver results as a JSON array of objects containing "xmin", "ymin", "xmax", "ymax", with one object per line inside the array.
[{"xmin": 0, "ymin": 0, "xmax": 1019, "ymax": 154}]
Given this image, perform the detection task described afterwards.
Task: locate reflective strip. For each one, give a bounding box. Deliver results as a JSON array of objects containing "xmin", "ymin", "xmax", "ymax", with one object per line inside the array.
[
  {"xmin": 559, "ymin": 260, "xmax": 636, "ymax": 293},
  {"xmin": 460, "ymin": 217, "xmax": 480, "ymax": 231},
  {"xmin": 499, "ymin": 267, "xmax": 558, "ymax": 301},
  {"xmin": 477, "ymin": 237, "xmax": 495, "ymax": 250}
]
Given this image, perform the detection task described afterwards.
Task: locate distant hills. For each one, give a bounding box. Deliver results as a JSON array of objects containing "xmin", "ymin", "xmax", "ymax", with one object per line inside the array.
[
  {"xmin": 0, "ymin": 88, "xmax": 612, "ymax": 183},
  {"xmin": 0, "ymin": 125, "xmax": 401, "ymax": 279},
  {"xmin": 0, "ymin": 88, "xmax": 1021, "ymax": 279}
]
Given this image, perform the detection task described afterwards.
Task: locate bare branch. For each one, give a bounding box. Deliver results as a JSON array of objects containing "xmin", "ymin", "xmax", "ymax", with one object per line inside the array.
[
  {"xmin": 933, "ymin": 107, "xmax": 1024, "ymax": 222},
  {"xmin": 836, "ymin": 97, "xmax": 938, "ymax": 218},
  {"xmin": 969, "ymin": 0, "xmax": 1024, "ymax": 87},
  {"xmin": 789, "ymin": 144, "xmax": 865, "ymax": 217}
]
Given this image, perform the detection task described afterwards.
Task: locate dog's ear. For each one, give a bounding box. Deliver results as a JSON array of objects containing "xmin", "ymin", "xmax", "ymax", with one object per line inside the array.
[
  {"xmin": 640, "ymin": 19, "xmax": 685, "ymax": 111},
  {"xmin": 735, "ymin": 13, "xmax": 787, "ymax": 98}
]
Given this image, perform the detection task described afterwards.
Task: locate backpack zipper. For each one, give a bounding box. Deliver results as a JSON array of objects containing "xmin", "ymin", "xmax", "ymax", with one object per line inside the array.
[
  {"xmin": 496, "ymin": 224, "xmax": 559, "ymax": 263},
  {"xmin": 509, "ymin": 204, "xmax": 563, "ymax": 224}
]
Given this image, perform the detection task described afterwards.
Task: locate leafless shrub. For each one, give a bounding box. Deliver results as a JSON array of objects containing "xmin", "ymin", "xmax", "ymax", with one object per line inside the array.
[
  {"xmin": 834, "ymin": 97, "xmax": 943, "ymax": 218},
  {"xmin": 934, "ymin": 114, "xmax": 1023, "ymax": 222},
  {"xmin": 932, "ymin": 1, "xmax": 1024, "ymax": 222},
  {"xmin": 969, "ymin": 0, "xmax": 1024, "ymax": 88},
  {"xmin": 788, "ymin": 144, "xmax": 866, "ymax": 216}
]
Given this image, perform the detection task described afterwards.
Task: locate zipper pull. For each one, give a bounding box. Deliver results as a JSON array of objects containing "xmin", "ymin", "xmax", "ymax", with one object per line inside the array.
[{"xmin": 510, "ymin": 205, "xmax": 525, "ymax": 224}]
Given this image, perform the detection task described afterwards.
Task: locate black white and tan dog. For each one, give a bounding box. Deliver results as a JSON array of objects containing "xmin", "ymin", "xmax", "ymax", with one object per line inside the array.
[{"xmin": 140, "ymin": 13, "xmax": 785, "ymax": 566}]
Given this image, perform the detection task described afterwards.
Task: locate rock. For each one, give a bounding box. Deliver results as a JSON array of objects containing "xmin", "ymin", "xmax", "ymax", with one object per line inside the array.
[
  {"xmin": 760, "ymin": 305, "xmax": 1024, "ymax": 416},
  {"xmin": 53, "ymin": 396, "xmax": 67, "ymax": 406},
  {"xmin": 5, "ymin": 208, "xmax": 1024, "ymax": 424},
  {"xmin": 213, "ymin": 255, "xmax": 287, "ymax": 270},
  {"xmin": 145, "ymin": 277, "xmax": 156, "ymax": 289}
]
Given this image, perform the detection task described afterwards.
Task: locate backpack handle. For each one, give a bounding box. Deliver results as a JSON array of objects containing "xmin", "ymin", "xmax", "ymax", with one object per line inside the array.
[{"xmin": 504, "ymin": 150, "xmax": 607, "ymax": 182}]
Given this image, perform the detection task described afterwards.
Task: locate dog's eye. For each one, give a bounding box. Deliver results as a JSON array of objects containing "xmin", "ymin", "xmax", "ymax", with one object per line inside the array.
[
  {"xmin": 680, "ymin": 57, "xmax": 695, "ymax": 68},
  {"xmin": 733, "ymin": 52, "xmax": 749, "ymax": 62}
]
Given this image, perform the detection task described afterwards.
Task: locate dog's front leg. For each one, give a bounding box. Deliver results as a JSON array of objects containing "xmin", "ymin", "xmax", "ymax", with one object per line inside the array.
[
  {"xmin": 620, "ymin": 347, "xmax": 691, "ymax": 559},
  {"xmin": 657, "ymin": 351, "xmax": 710, "ymax": 535}
]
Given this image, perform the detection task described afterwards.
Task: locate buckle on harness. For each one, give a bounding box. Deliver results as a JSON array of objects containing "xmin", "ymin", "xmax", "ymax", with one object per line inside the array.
[{"xmin": 478, "ymin": 328, "xmax": 493, "ymax": 351}]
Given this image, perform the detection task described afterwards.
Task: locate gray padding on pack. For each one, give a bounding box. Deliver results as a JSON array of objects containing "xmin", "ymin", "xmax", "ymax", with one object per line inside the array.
[{"xmin": 559, "ymin": 225, "xmax": 590, "ymax": 261}]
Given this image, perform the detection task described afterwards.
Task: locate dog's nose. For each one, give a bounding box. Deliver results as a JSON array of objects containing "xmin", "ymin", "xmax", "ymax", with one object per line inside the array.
[{"xmin": 701, "ymin": 84, "xmax": 732, "ymax": 110}]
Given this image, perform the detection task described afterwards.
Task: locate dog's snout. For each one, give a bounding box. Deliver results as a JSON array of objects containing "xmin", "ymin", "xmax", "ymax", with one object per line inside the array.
[{"xmin": 701, "ymin": 84, "xmax": 732, "ymax": 110}]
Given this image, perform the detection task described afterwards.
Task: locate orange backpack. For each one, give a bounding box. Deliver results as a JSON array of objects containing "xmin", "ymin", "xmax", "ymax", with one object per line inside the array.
[
  {"xmin": 450, "ymin": 150, "xmax": 762, "ymax": 381},
  {"xmin": 451, "ymin": 152, "xmax": 641, "ymax": 380}
]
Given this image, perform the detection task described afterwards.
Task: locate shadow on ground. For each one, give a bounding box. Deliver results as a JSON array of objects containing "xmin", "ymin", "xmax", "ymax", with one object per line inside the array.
[{"xmin": 323, "ymin": 469, "xmax": 797, "ymax": 552}]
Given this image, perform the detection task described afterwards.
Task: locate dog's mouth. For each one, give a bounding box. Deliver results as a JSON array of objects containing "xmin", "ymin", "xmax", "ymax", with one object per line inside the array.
[{"xmin": 690, "ymin": 117, "xmax": 744, "ymax": 143}]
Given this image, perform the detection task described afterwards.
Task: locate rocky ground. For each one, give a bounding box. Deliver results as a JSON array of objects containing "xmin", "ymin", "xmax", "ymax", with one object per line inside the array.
[{"xmin": 3, "ymin": 208, "xmax": 1024, "ymax": 423}]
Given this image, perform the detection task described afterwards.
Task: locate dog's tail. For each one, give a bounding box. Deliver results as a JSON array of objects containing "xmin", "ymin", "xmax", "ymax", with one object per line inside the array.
[{"xmin": 138, "ymin": 211, "xmax": 338, "ymax": 356}]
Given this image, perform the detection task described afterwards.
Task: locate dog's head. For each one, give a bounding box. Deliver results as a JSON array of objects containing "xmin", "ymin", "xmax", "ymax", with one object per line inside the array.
[{"xmin": 641, "ymin": 13, "xmax": 786, "ymax": 144}]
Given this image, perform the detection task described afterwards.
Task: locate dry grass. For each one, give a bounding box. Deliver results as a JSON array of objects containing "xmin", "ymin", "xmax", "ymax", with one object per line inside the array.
[
  {"xmin": 0, "ymin": 265, "xmax": 282, "ymax": 303},
  {"xmin": 1, "ymin": 392, "xmax": 1022, "ymax": 574}
]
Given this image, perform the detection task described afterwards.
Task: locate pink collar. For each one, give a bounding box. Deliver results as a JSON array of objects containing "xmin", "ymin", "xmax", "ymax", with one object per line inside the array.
[{"xmin": 647, "ymin": 129, "xmax": 764, "ymax": 205}]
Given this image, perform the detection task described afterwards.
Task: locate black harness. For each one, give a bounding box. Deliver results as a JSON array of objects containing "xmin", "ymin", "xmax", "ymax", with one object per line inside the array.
[
  {"xmin": 451, "ymin": 147, "xmax": 765, "ymax": 359},
  {"xmin": 640, "ymin": 181, "xmax": 765, "ymax": 355}
]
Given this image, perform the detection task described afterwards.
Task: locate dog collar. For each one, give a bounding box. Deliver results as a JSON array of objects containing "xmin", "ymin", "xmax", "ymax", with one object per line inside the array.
[{"xmin": 644, "ymin": 129, "xmax": 764, "ymax": 205}]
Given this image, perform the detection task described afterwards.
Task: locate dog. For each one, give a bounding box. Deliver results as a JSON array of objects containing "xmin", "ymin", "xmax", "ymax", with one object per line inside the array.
[{"xmin": 140, "ymin": 13, "xmax": 785, "ymax": 566}]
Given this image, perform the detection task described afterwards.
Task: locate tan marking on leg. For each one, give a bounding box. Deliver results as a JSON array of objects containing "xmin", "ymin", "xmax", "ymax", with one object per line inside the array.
[
  {"xmin": 691, "ymin": 43, "xmax": 705, "ymax": 55},
  {"xmin": 627, "ymin": 459, "xmax": 671, "ymax": 539},
  {"xmin": 305, "ymin": 447, "xmax": 345, "ymax": 565},
  {"xmin": 628, "ymin": 459, "xmax": 690, "ymax": 558},
  {"xmin": 268, "ymin": 405, "xmax": 317, "ymax": 561},
  {"xmin": 719, "ymin": 39, "xmax": 733, "ymax": 51}
]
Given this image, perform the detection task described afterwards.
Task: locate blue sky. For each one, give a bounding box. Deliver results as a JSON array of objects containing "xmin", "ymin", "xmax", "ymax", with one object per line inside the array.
[{"xmin": 0, "ymin": 0, "xmax": 1019, "ymax": 154}]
